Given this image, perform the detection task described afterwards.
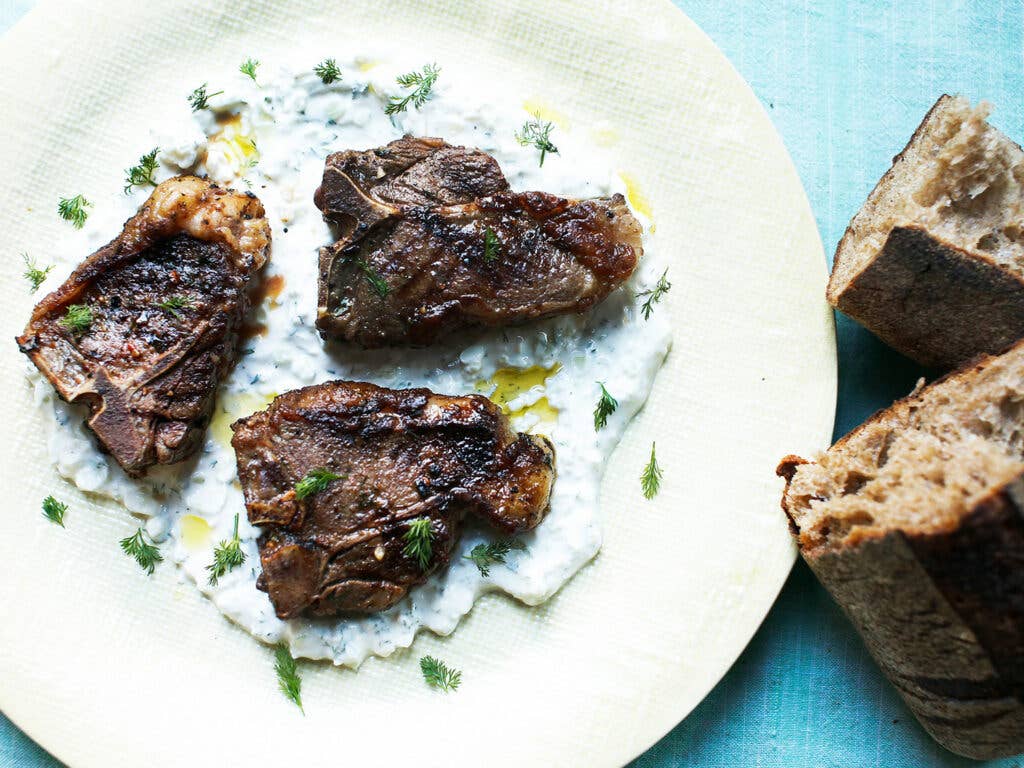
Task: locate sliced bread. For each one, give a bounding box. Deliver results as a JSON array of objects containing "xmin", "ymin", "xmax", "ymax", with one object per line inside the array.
[
  {"xmin": 777, "ymin": 338, "xmax": 1024, "ymax": 759},
  {"xmin": 829, "ymin": 95, "xmax": 1024, "ymax": 368}
]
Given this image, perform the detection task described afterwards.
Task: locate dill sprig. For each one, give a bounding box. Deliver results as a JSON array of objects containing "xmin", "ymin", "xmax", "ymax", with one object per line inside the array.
[
  {"xmin": 294, "ymin": 468, "xmax": 342, "ymax": 500},
  {"xmin": 240, "ymin": 58, "xmax": 260, "ymax": 82},
  {"xmin": 207, "ymin": 513, "xmax": 246, "ymax": 586},
  {"xmin": 384, "ymin": 63, "xmax": 440, "ymax": 116},
  {"xmin": 515, "ymin": 115, "xmax": 559, "ymax": 166},
  {"xmin": 42, "ymin": 495, "xmax": 67, "ymax": 527},
  {"xmin": 641, "ymin": 442, "xmax": 663, "ymax": 499},
  {"xmin": 464, "ymin": 538, "xmax": 525, "ymax": 577},
  {"xmin": 59, "ymin": 304, "xmax": 92, "ymax": 335},
  {"xmin": 637, "ymin": 269, "xmax": 672, "ymax": 320},
  {"xmin": 354, "ymin": 257, "xmax": 389, "ymax": 297},
  {"xmin": 123, "ymin": 148, "xmax": 160, "ymax": 194},
  {"xmin": 274, "ymin": 643, "xmax": 304, "ymax": 712},
  {"xmin": 420, "ymin": 655, "xmax": 461, "ymax": 692},
  {"xmin": 403, "ymin": 516, "xmax": 434, "ymax": 570},
  {"xmin": 483, "ymin": 227, "xmax": 501, "ymax": 263},
  {"xmin": 314, "ymin": 58, "xmax": 342, "ymax": 85},
  {"xmin": 593, "ymin": 382, "xmax": 618, "ymax": 431},
  {"xmin": 157, "ymin": 295, "xmax": 193, "ymax": 319},
  {"xmin": 22, "ymin": 253, "xmax": 52, "ymax": 293},
  {"xmin": 58, "ymin": 194, "xmax": 92, "ymax": 229},
  {"xmin": 119, "ymin": 527, "xmax": 163, "ymax": 575},
  {"xmin": 188, "ymin": 83, "xmax": 224, "ymax": 112}
]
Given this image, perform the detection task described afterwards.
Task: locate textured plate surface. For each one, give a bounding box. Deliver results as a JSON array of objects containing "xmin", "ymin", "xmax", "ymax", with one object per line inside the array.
[{"xmin": 0, "ymin": 1, "xmax": 835, "ymax": 766}]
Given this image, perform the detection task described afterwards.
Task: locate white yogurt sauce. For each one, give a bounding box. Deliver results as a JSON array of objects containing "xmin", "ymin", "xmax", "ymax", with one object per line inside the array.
[{"xmin": 31, "ymin": 59, "xmax": 671, "ymax": 665}]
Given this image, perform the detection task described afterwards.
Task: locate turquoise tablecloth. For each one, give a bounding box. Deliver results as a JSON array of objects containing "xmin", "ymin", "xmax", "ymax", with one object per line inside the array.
[{"xmin": 2, "ymin": 1, "xmax": 1022, "ymax": 766}]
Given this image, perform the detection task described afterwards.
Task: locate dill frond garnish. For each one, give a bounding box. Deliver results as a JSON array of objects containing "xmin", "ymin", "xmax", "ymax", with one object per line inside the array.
[
  {"xmin": 156, "ymin": 295, "xmax": 193, "ymax": 319},
  {"xmin": 314, "ymin": 58, "xmax": 342, "ymax": 84},
  {"xmin": 464, "ymin": 538, "xmax": 525, "ymax": 576},
  {"xmin": 384, "ymin": 63, "xmax": 440, "ymax": 116},
  {"xmin": 188, "ymin": 83, "xmax": 224, "ymax": 112},
  {"xmin": 515, "ymin": 115, "xmax": 559, "ymax": 166},
  {"xmin": 353, "ymin": 257, "xmax": 389, "ymax": 297},
  {"xmin": 124, "ymin": 148, "xmax": 160, "ymax": 194},
  {"xmin": 119, "ymin": 527, "xmax": 163, "ymax": 574},
  {"xmin": 593, "ymin": 382, "xmax": 618, "ymax": 431},
  {"xmin": 641, "ymin": 442, "xmax": 663, "ymax": 499},
  {"xmin": 294, "ymin": 468, "xmax": 342, "ymax": 500},
  {"xmin": 207, "ymin": 513, "xmax": 246, "ymax": 586},
  {"xmin": 274, "ymin": 643, "xmax": 304, "ymax": 712},
  {"xmin": 59, "ymin": 304, "xmax": 92, "ymax": 335},
  {"xmin": 637, "ymin": 269, "xmax": 672, "ymax": 320},
  {"xmin": 57, "ymin": 194, "xmax": 92, "ymax": 229},
  {"xmin": 42, "ymin": 496, "xmax": 67, "ymax": 527},
  {"xmin": 483, "ymin": 227, "xmax": 501, "ymax": 263},
  {"xmin": 403, "ymin": 517, "xmax": 434, "ymax": 570},
  {"xmin": 22, "ymin": 253, "xmax": 52, "ymax": 293},
  {"xmin": 420, "ymin": 655, "xmax": 461, "ymax": 692},
  {"xmin": 240, "ymin": 58, "xmax": 260, "ymax": 82}
]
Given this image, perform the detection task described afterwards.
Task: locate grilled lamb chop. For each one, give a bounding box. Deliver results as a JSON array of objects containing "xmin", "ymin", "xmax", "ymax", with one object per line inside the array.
[
  {"xmin": 231, "ymin": 380, "xmax": 555, "ymax": 618},
  {"xmin": 314, "ymin": 136, "xmax": 642, "ymax": 347},
  {"xmin": 18, "ymin": 176, "xmax": 271, "ymax": 475}
]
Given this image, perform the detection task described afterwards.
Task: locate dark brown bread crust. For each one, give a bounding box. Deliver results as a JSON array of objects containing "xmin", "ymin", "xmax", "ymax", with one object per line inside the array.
[
  {"xmin": 802, "ymin": 481, "xmax": 1024, "ymax": 759},
  {"xmin": 828, "ymin": 94, "xmax": 1024, "ymax": 369},
  {"xmin": 776, "ymin": 464, "xmax": 1024, "ymax": 758},
  {"xmin": 829, "ymin": 225, "xmax": 1024, "ymax": 368},
  {"xmin": 776, "ymin": 341, "xmax": 1024, "ymax": 756}
]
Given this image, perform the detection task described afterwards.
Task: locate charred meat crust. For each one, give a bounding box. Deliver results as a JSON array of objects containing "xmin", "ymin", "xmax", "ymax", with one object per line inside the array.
[
  {"xmin": 313, "ymin": 135, "xmax": 509, "ymax": 237},
  {"xmin": 17, "ymin": 176, "xmax": 271, "ymax": 476},
  {"xmin": 313, "ymin": 136, "xmax": 642, "ymax": 347},
  {"xmin": 230, "ymin": 380, "xmax": 556, "ymax": 619}
]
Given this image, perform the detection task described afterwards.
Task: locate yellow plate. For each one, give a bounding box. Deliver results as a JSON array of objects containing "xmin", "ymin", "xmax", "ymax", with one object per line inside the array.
[{"xmin": 0, "ymin": 1, "xmax": 835, "ymax": 765}]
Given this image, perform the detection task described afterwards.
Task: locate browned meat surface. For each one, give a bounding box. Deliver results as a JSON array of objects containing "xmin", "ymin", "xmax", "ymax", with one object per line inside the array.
[
  {"xmin": 313, "ymin": 135, "xmax": 509, "ymax": 236},
  {"xmin": 17, "ymin": 176, "xmax": 271, "ymax": 475},
  {"xmin": 231, "ymin": 380, "xmax": 555, "ymax": 618},
  {"xmin": 314, "ymin": 136, "xmax": 642, "ymax": 347}
]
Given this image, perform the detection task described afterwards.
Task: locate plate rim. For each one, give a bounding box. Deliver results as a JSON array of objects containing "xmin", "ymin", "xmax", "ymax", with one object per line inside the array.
[{"xmin": 0, "ymin": 1, "xmax": 837, "ymax": 765}]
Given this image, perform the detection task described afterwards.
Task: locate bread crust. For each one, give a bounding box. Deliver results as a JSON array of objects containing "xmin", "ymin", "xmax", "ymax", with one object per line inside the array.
[
  {"xmin": 829, "ymin": 225, "xmax": 1024, "ymax": 368},
  {"xmin": 778, "ymin": 379, "xmax": 1024, "ymax": 761},
  {"xmin": 790, "ymin": 479, "xmax": 1024, "ymax": 759},
  {"xmin": 829, "ymin": 93, "xmax": 1024, "ymax": 369}
]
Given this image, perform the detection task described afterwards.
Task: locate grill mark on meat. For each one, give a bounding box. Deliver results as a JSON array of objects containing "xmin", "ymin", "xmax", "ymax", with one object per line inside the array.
[
  {"xmin": 314, "ymin": 136, "xmax": 642, "ymax": 347},
  {"xmin": 231, "ymin": 380, "xmax": 556, "ymax": 618},
  {"xmin": 17, "ymin": 176, "xmax": 271, "ymax": 475}
]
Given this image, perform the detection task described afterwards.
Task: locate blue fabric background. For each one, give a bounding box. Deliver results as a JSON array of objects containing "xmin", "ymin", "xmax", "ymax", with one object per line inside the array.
[{"xmin": 2, "ymin": 1, "xmax": 1022, "ymax": 765}]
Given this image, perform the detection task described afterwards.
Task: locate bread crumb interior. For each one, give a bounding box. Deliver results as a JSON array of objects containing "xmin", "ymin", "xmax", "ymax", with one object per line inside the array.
[
  {"xmin": 785, "ymin": 344, "xmax": 1024, "ymax": 551},
  {"xmin": 829, "ymin": 96, "xmax": 1024, "ymax": 297}
]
